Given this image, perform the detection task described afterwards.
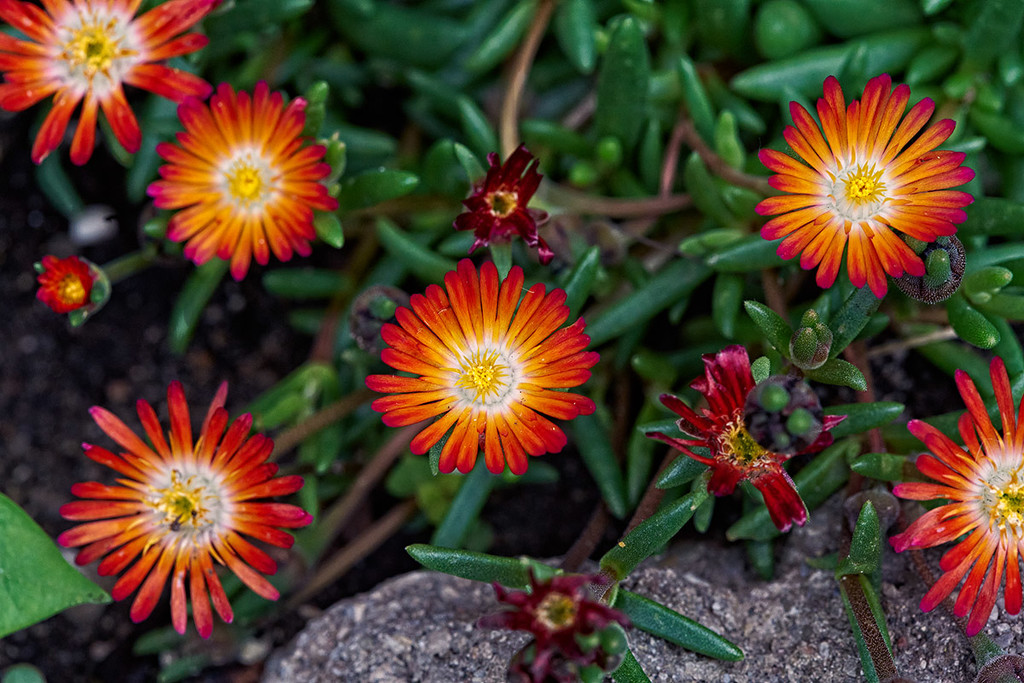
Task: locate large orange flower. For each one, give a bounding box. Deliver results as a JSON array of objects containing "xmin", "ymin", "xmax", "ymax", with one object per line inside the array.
[
  {"xmin": 59, "ymin": 382, "xmax": 312, "ymax": 638},
  {"xmin": 756, "ymin": 74, "xmax": 974, "ymax": 297},
  {"xmin": 147, "ymin": 81, "xmax": 338, "ymax": 280},
  {"xmin": 891, "ymin": 358, "xmax": 1024, "ymax": 636},
  {"xmin": 0, "ymin": 0, "xmax": 217, "ymax": 165},
  {"xmin": 365, "ymin": 259, "xmax": 598, "ymax": 475}
]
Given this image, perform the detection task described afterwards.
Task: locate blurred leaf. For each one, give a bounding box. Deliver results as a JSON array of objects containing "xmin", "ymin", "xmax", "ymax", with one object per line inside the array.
[
  {"xmin": 0, "ymin": 493, "xmax": 110, "ymax": 638},
  {"xmin": 573, "ymin": 412, "xmax": 629, "ymax": 519},
  {"xmin": 801, "ymin": 0, "xmax": 919, "ymax": 38},
  {"xmin": 168, "ymin": 259, "xmax": 229, "ymax": 355},
  {"xmin": 613, "ymin": 590, "xmax": 744, "ymax": 661},
  {"xmin": 850, "ymin": 452, "xmax": 909, "ymax": 482},
  {"xmin": 34, "ymin": 155, "xmax": 83, "ymax": 220},
  {"xmin": 595, "ymin": 15, "xmax": 651, "ymax": 152},
  {"xmin": 562, "ymin": 246, "xmax": 603, "ymax": 317},
  {"xmin": 1, "ymin": 664, "xmax": 47, "ymax": 683},
  {"xmin": 336, "ymin": 168, "xmax": 420, "ymax": 213},
  {"xmin": 456, "ymin": 96, "xmax": 500, "ymax": 160},
  {"xmin": 826, "ymin": 402, "xmax": 904, "ymax": 439},
  {"xmin": 328, "ymin": 2, "xmax": 467, "ymax": 68},
  {"xmin": 554, "ymin": 0, "xmax": 597, "ymax": 74},
  {"xmin": 963, "ymin": 0, "xmax": 1024, "ymax": 70},
  {"xmin": 262, "ymin": 268, "xmax": 350, "ymax": 299},
  {"xmin": 706, "ymin": 236, "xmax": 785, "ymax": 272},
  {"xmin": 678, "ymin": 55, "xmax": 715, "ymax": 141},
  {"xmin": 314, "ymin": 212, "xmax": 345, "ymax": 249},
  {"xmin": 375, "ymin": 217, "xmax": 458, "ymax": 283},
  {"xmin": 431, "ymin": 462, "xmax": 496, "ymax": 549},
  {"xmin": 465, "ymin": 0, "xmax": 535, "ymax": 74}
]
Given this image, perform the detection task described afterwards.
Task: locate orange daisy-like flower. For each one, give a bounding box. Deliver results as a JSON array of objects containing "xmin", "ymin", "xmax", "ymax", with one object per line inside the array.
[
  {"xmin": 0, "ymin": 0, "xmax": 217, "ymax": 165},
  {"xmin": 365, "ymin": 259, "xmax": 598, "ymax": 476},
  {"xmin": 58, "ymin": 382, "xmax": 313, "ymax": 638},
  {"xmin": 147, "ymin": 81, "xmax": 338, "ymax": 280},
  {"xmin": 756, "ymin": 74, "xmax": 974, "ymax": 297},
  {"xmin": 890, "ymin": 357, "xmax": 1024, "ymax": 636},
  {"xmin": 36, "ymin": 254, "xmax": 96, "ymax": 313}
]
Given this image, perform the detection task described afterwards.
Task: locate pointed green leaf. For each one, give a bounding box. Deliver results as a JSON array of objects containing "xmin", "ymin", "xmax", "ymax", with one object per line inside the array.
[
  {"xmin": 573, "ymin": 413, "xmax": 628, "ymax": 519},
  {"xmin": 336, "ymin": 169, "xmax": 419, "ymax": 213},
  {"xmin": 168, "ymin": 259, "xmax": 229, "ymax": 355},
  {"xmin": 743, "ymin": 300, "xmax": 793, "ymax": 354},
  {"xmin": 406, "ymin": 544, "xmax": 531, "ymax": 588},
  {"xmin": 431, "ymin": 461, "xmax": 496, "ymax": 549},
  {"xmin": 613, "ymin": 590, "xmax": 743, "ymax": 661},
  {"xmin": 595, "ymin": 15, "xmax": 651, "ymax": 152},
  {"xmin": 825, "ymin": 402, "xmax": 904, "ymax": 440},
  {"xmin": 555, "ymin": 0, "xmax": 598, "ymax": 74},
  {"xmin": 804, "ymin": 357, "xmax": 868, "ymax": 391},
  {"xmin": 612, "ymin": 650, "xmax": 651, "ymax": 682},
  {"xmin": 375, "ymin": 217, "xmax": 458, "ymax": 284}
]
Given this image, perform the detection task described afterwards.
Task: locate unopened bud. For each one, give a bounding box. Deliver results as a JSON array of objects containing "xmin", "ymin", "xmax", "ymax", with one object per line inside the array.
[
  {"xmin": 789, "ymin": 309, "xmax": 832, "ymax": 370},
  {"xmin": 744, "ymin": 375, "xmax": 825, "ymax": 455},
  {"xmin": 894, "ymin": 235, "xmax": 966, "ymax": 304},
  {"xmin": 350, "ymin": 285, "xmax": 409, "ymax": 353}
]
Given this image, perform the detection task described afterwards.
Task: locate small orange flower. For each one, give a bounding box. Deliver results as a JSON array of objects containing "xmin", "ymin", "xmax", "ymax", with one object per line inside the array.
[
  {"xmin": 891, "ymin": 358, "xmax": 1024, "ymax": 636},
  {"xmin": 0, "ymin": 0, "xmax": 217, "ymax": 165},
  {"xmin": 147, "ymin": 81, "xmax": 338, "ymax": 280},
  {"xmin": 59, "ymin": 382, "xmax": 312, "ymax": 638},
  {"xmin": 365, "ymin": 259, "xmax": 598, "ymax": 475},
  {"xmin": 36, "ymin": 254, "xmax": 95, "ymax": 313},
  {"xmin": 756, "ymin": 74, "xmax": 974, "ymax": 297}
]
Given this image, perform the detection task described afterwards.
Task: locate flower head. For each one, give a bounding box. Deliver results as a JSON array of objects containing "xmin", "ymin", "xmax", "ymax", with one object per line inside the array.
[
  {"xmin": 0, "ymin": 0, "xmax": 217, "ymax": 165},
  {"xmin": 756, "ymin": 74, "xmax": 974, "ymax": 297},
  {"xmin": 648, "ymin": 345, "xmax": 843, "ymax": 532},
  {"xmin": 890, "ymin": 357, "xmax": 1024, "ymax": 636},
  {"xmin": 58, "ymin": 382, "xmax": 313, "ymax": 638},
  {"xmin": 147, "ymin": 81, "xmax": 338, "ymax": 280},
  {"xmin": 365, "ymin": 259, "xmax": 598, "ymax": 475},
  {"xmin": 36, "ymin": 254, "xmax": 97, "ymax": 313},
  {"xmin": 454, "ymin": 145, "xmax": 553, "ymax": 265},
  {"xmin": 478, "ymin": 571, "xmax": 629, "ymax": 682}
]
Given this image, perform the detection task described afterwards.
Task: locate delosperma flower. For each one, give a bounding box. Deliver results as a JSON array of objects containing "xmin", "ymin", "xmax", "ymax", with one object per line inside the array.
[
  {"xmin": 365, "ymin": 259, "xmax": 598, "ymax": 475},
  {"xmin": 756, "ymin": 74, "xmax": 974, "ymax": 297},
  {"xmin": 147, "ymin": 81, "xmax": 338, "ymax": 280},
  {"xmin": 0, "ymin": 0, "xmax": 217, "ymax": 164},
  {"xmin": 891, "ymin": 357, "xmax": 1024, "ymax": 636},
  {"xmin": 35, "ymin": 254, "xmax": 96, "ymax": 313},
  {"xmin": 649, "ymin": 345, "xmax": 843, "ymax": 532},
  {"xmin": 454, "ymin": 145, "xmax": 554, "ymax": 265},
  {"xmin": 58, "ymin": 382, "xmax": 313, "ymax": 638}
]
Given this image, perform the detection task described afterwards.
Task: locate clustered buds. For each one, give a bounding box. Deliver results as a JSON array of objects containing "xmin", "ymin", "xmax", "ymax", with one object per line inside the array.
[
  {"xmin": 743, "ymin": 375, "xmax": 825, "ymax": 455},
  {"xmin": 894, "ymin": 235, "xmax": 966, "ymax": 304}
]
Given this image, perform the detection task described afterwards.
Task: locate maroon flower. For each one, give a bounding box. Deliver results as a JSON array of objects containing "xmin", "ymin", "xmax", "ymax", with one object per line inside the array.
[
  {"xmin": 479, "ymin": 571, "xmax": 629, "ymax": 681},
  {"xmin": 454, "ymin": 145, "xmax": 553, "ymax": 264},
  {"xmin": 648, "ymin": 345, "xmax": 844, "ymax": 532}
]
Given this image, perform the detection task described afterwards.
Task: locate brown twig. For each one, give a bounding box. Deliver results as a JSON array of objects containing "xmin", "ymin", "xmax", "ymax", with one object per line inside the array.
[
  {"xmin": 270, "ymin": 388, "xmax": 375, "ymax": 459},
  {"xmin": 545, "ymin": 183, "xmax": 692, "ymax": 218},
  {"xmin": 677, "ymin": 117, "xmax": 774, "ymax": 196},
  {"xmin": 499, "ymin": 0, "xmax": 557, "ymax": 157},
  {"xmin": 623, "ymin": 452, "xmax": 676, "ymax": 535},
  {"xmin": 559, "ymin": 502, "xmax": 611, "ymax": 572}
]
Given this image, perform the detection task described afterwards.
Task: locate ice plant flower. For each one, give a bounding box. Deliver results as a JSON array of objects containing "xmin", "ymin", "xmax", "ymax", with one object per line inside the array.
[
  {"xmin": 454, "ymin": 145, "xmax": 553, "ymax": 265},
  {"xmin": 147, "ymin": 81, "xmax": 338, "ymax": 280},
  {"xmin": 478, "ymin": 572, "xmax": 630, "ymax": 682},
  {"xmin": 648, "ymin": 345, "xmax": 843, "ymax": 532},
  {"xmin": 58, "ymin": 382, "xmax": 313, "ymax": 638},
  {"xmin": 35, "ymin": 254, "xmax": 96, "ymax": 313},
  {"xmin": 890, "ymin": 357, "xmax": 1024, "ymax": 636},
  {"xmin": 0, "ymin": 0, "xmax": 218, "ymax": 165},
  {"xmin": 756, "ymin": 74, "xmax": 974, "ymax": 297},
  {"xmin": 365, "ymin": 258, "xmax": 598, "ymax": 475}
]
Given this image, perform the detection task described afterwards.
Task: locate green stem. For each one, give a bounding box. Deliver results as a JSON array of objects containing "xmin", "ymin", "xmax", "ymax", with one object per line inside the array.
[{"xmin": 102, "ymin": 243, "xmax": 159, "ymax": 284}]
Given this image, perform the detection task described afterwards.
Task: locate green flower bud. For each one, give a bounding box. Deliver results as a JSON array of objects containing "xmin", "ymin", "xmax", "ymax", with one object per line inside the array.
[
  {"xmin": 894, "ymin": 235, "xmax": 966, "ymax": 304},
  {"xmin": 744, "ymin": 375, "xmax": 825, "ymax": 455},
  {"xmin": 788, "ymin": 309, "xmax": 832, "ymax": 370}
]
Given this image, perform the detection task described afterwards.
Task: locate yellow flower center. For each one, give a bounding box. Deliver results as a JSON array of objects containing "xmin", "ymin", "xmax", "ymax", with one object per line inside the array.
[
  {"xmin": 993, "ymin": 484, "xmax": 1024, "ymax": 535},
  {"xmin": 61, "ymin": 18, "xmax": 133, "ymax": 81},
  {"xmin": 227, "ymin": 162, "xmax": 267, "ymax": 204},
  {"xmin": 57, "ymin": 273, "xmax": 88, "ymax": 307},
  {"xmin": 489, "ymin": 191, "xmax": 518, "ymax": 218},
  {"xmin": 536, "ymin": 592, "xmax": 577, "ymax": 631},
  {"xmin": 152, "ymin": 470, "xmax": 214, "ymax": 531},
  {"xmin": 844, "ymin": 165, "xmax": 886, "ymax": 204},
  {"xmin": 456, "ymin": 350, "xmax": 510, "ymax": 404},
  {"xmin": 717, "ymin": 419, "xmax": 768, "ymax": 464}
]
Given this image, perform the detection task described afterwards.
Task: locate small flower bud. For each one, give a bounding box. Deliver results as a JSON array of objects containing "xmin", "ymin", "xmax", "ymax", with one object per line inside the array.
[
  {"xmin": 350, "ymin": 285, "xmax": 409, "ymax": 353},
  {"xmin": 789, "ymin": 309, "xmax": 832, "ymax": 370},
  {"xmin": 323, "ymin": 133, "xmax": 347, "ymax": 185},
  {"xmin": 894, "ymin": 235, "xmax": 966, "ymax": 304},
  {"xmin": 744, "ymin": 375, "xmax": 825, "ymax": 455}
]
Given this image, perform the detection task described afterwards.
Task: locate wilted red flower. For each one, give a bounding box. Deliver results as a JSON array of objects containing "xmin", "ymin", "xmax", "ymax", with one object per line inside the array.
[
  {"xmin": 756, "ymin": 74, "xmax": 974, "ymax": 297},
  {"xmin": 478, "ymin": 571, "xmax": 629, "ymax": 682},
  {"xmin": 891, "ymin": 357, "xmax": 1024, "ymax": 636},
  {"xmin": 648, "ymin": 345, "xmax": 843, "ymax": 532},
  {"xmin": 36, "ymin": 254, "xmax": 96, "ymax": 313},
  {"xmin": 59, "ymin": 382, "xmax": 313, "ymax": 638},
  {"xmin": 365, "ymin": 259, "xmax": 598, "ymax": 475},
  {"xmin": 454, "ymin": 145, "xmax": 553, "ymax": 264},
  {"xmin": 147, "ymin": 81, "xmax": 338, "ymax": 280},
  {"xmin": 0, "ymin": 0, "xmax": 217, "ymax": 165}
]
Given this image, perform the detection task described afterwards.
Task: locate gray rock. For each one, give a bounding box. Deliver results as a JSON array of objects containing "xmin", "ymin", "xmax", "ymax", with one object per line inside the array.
[{"xmin": 265, "ymin": 497, "xmax": 1024, "ymax": 682}]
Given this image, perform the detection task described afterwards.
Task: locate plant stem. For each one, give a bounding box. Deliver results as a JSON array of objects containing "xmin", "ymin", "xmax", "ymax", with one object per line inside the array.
[
  {"xmin": 676, "ymin": 117, "xmax": 773, "ymax": 195},
  {"xmin": 270, "ymin": 388, "xmax": 375, "ymax": 459},
  {"xmin": 545, "ymin": 184, "xmax": 692, "ymax": 218},
  {"xmin": 102, "ymin": 243, "xmax": 159, "ymax": 283},
  {"xmin": 559, "ymin": 502, "xmax": 610, "ymax": 572},
  {"xmin": 499, "ymin": 0, "xmax": 557, "ymax": 157}
]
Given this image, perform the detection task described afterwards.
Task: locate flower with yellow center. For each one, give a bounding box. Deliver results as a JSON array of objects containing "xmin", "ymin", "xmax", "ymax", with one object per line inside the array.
[
  {"xmin": 891, "ymin": 357, "xmax": 1024, "ymax": 636},
  {"xmin": 59, "ymin": 381, "xmax": 312, "ymax": 638},
  {"xmin": 365, "ymin": 259, "xmax": 598, "ymax": 475},
  {"xmin": 649, "ymin": 345, "xmax": 844, "ymax": 532},
  {"xmin": 35, "ymin": 254, "xmax": 96, "ymax": 313},
  {"xmin": 0, "ymin": 0, "xmax": 218, "ymax": 165},
  {"xmin": 147, "ymin": 81, "xmax": 338, "ymax": 280},
  {"xmin": 756, "ymin": 74, "xmax": 975, "ymax": 297}
]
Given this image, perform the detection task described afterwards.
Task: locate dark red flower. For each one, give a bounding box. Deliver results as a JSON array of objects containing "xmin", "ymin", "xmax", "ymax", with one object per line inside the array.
[
  {"xmin": 479, "ymin": 571, "xmax": 629, "ymax": 681},
  {"xmin": 36, "ymin": 255, "xmax": 96, "ymax": 313},
  {"xmin": 648, "ymin": 345, "xmax": 844, "ymax": 532},
  {"xmin": 454, "ymin": 145, "xmax": 553, "ymax": 264}
]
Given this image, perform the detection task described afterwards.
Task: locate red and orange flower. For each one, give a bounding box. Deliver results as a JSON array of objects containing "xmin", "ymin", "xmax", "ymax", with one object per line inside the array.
[
  {"xmin": 756, "ymin": 74, "xmax": 974, "ymax": 297},
  {"xmin": 891, "ymin": 357, "xmax": 1024, "ymax": 636},
  {"xmin": 0, "ymin": 0, "xmax": 217, "ymax": 165},
  {"xmin": 36, "ymin": 254, "xmax": 96, "ymax": 313},
  {"xmin": 454, "ymin": 145, "xmax": 553, "ymax": 265},
  {"xmin": 648, "ymin": 345, "xmax": 843, "ymax": 532},
  {"xmin": 365, "ymin": 259, "xmax": 598, "ymax": 475},
  {"xmin": 147, "ymin": 81, "xmax": 338, "ymax": 280},
  {"xmin": 59, "ymin": 382, "xmax": 312, "ymax": 638}
]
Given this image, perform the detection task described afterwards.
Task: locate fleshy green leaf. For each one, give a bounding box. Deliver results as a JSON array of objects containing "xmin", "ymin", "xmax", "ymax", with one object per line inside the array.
[
  {"xmin": 743, "ymin": 300, "xmax": 793, "ymax": 354},
  {"xmin": 405, "ymin": 544, "xmax": 531, "ymax": 588},
  {"xmin": 430, "ymin": 462, "xmax": 496, "ymax": 549},
  {"xmin": 595, "ymin": 15, "xmax": 651, "ymax": 152},
  {"xmin": 168, "ymin": 259, "xmax": 229, "ymax": 355},
  {"xmin": 613, "ymin": 590, "xmax": 744, "ymax": 661},
  {"xmin": 825, "ymin": 402, "xmax": 904, "ymax": 440},
  {"xmin": 573, "ymin": 413, "xmax": 629, "ymax": 519}
]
